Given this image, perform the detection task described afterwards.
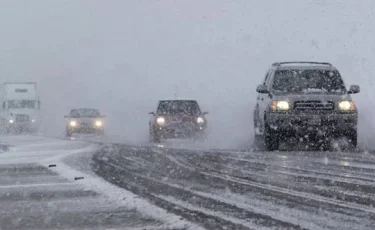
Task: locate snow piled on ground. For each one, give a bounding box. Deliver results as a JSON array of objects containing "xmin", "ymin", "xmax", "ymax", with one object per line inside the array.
[{"xmin": 0, "ymin": 135, "xmax": 203, "ymax": 230}]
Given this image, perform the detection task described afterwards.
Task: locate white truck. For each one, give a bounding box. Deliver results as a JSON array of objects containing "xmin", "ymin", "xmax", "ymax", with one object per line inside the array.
[{"xmin": 0, "ymin": 82, "xmax": 41, "ymax": 133}]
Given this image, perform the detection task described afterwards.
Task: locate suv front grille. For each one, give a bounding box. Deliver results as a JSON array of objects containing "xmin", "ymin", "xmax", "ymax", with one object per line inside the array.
[
  {"xmin": 294, "ymin": 100, "xmax": 334, "ymax": 112},
  {"xmin": 15, "ymin": 114, "xmax": 30, "ymax": 122}
]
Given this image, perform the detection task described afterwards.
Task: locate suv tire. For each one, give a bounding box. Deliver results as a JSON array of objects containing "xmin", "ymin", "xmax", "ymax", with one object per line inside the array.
[
  {"xmin": 65, "ymin": 127, "xmax": 72, "ymax": 138},
  {"xmin": 264, "ymin": 124, "xmax": 279, "ymax": 151},
  {"xmin": 150, "ymin": 129, "xmax": 161, "ymax": 143},
  {"xmin": 253, "ymin": 134, "xmax": 264, "ymax": 150},
  {"xmin": 346, "ymin": 129, "xmax": 357, "ymax": 148}
]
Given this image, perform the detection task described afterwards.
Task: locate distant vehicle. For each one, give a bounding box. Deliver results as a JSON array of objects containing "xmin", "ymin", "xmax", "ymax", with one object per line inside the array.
[
  {"xmin": 253, "ymin": 62, "xmax": 360, "ymax": 151},
  {"xmin": 0, "ymin": 82, "xmax": 41, "ymax": 133},
  {"xmin": 64, "ymin": 108, "xmax": 105, "ymax": 137},
  {"xmin": 149, "ymin": 99, "xmax": 208, "ymax": 143}
]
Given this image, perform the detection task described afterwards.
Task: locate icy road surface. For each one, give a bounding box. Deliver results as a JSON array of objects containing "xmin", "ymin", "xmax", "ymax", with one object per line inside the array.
[
  {"xmin": 0, "ymin": 135, "xmax": 198, "ymax": 230},
  {"xmin": 93, "ymin": 143, "xmax": 375, "ymax": 230}
]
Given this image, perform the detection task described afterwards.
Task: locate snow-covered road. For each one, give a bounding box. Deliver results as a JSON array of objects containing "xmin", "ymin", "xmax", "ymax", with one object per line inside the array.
[
  {"xmin": 93, "ymin": 142, "xmax": 375, "ymax": 230},
  {"xmin": 0, "ymin": 135, "xmax": 199, "ymax": 230},
  {"xmin": 2, "ymin": 135, "xmax": 375, "ymax": 229}
]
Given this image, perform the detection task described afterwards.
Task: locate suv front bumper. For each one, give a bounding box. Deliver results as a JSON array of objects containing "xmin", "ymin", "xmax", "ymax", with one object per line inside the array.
[
  {"xmin": 68, "ymin": 127, "xmax": 104, "ymax": 133},
  {"xmin": 7, "ymin": 122, "xmax": 39, "ymax": 133},
  {"xmin": 266, "ymin": 112, "xmax": 357, "ymax": 135},
  {"xmin": 155, "ymin": 123, "xmax": 206, "ymax": 138}
]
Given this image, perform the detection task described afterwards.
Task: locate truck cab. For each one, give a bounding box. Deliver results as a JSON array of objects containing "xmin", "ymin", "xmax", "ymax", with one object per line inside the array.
[{"xmin": 0, "ymin": 82, "xmax": 41, "ymax": 133}]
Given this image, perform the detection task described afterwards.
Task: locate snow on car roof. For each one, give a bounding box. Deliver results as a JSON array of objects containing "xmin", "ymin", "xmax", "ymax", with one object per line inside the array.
[
  {"xmin": 277, "ymin": 65, "xmax": 336, "ymax": 71},
  {"xmin": 273, "ymin": 62, "xmax": 336, "ymax": 70},
  {"xmin": 71, "ymin": 108, "xmax": 100, "ymax": 111},
  {"xmin": 159, "ymin": 99, "xmax": 197, "ymax": 101}
]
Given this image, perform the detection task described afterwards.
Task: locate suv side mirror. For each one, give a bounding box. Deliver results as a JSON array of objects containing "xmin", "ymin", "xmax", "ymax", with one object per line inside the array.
[
  {"xmin": 202, "ymin": 112, "xmax": 209, "ymax": 115},
  {"xmin": 64, "ymin": 115, "xmax": 70, "ymax": 118},
  {"xmin": 148, "ymin": 112, "xmax": 155, "ymax": 116},
  {"xmin": 256, "ymin": 85, "xmax": 269, "ymax": 94},
  {"xmin": 348, "ymin": 85, "xmax": 360, "ymax": 94}
]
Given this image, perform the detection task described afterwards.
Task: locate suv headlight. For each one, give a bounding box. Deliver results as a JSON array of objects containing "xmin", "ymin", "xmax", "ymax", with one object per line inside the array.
[
  {"xmin": 271, "ymin": 101, "xmax": 290, "ymax": 111},
  {"xmin": 69, "ymin": 120, "xmax": 77, "ymax": 127},
  {"xmin": 156, "ymin": 117, "xmax": 165, "ymax": 126},
  {"xmin": 338, "ymin": 101, "xmax": 356, "ymax": 111}
]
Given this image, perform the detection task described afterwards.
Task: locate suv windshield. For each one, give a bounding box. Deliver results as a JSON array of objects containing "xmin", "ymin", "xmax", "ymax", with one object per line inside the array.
[
  {"xmin": 157, "ymin": 100, "xmax": 201, "ymax": 115},
  {"xmin": 70, "ymin": 109, "xmax": 100, "ymax": 118},
  {"xmin": 272, "ymin": 69, "xmax": 346, "ymax": 94}
]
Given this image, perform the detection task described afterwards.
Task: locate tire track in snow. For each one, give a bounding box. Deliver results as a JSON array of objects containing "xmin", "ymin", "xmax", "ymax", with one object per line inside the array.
[
  {"xmin": 93, "ymin": 144, "xmax": 375, "ymax": 229},
  {"xmin": 93, "ymin": 153, "xmax": 304, "ymax": 230},
  {"xmin": 159, "ymin": 149, "xmax": 375, "ymax": 204}
]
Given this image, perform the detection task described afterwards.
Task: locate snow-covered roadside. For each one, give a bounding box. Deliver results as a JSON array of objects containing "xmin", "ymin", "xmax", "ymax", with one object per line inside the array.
[
  {"xmin": 41, "ymin": 157, "xmax": 202, "ymax": 230},
  {"xmin": 0, "ymin": 135, "xmax": 203, "ymax": 230}
]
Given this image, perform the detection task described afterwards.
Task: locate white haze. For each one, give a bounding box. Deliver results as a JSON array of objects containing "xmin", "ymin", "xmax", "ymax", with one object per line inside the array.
[{"xmin": 0, "ymin": 0, "xmax": 374, "ymax": 149}]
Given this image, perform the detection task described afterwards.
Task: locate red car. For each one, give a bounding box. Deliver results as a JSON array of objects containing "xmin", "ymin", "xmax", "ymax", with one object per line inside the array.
[{"xmin": 149, "ymin": 100, "xmax": 208, "ymax": 143}]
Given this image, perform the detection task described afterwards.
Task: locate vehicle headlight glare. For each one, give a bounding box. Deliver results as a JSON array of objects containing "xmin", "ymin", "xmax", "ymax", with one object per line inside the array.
[
  {"xmin": 271, "ymin": 101, "xmax": 290, "ymax": 111},
  {"xmin": 156, "ymin": 117, "xmax": 165, "ymax": 126},
  {"xmin": 69, "ymin": 121, "xmax": 77, "ymax": 127},
  {"xmin": 197, "ymin": 117, "xmax": 204, "ymax": 124},
  {"xmin": 339, "ymin": 101, "xmax": 355, "ymax": 111},
  {"xmin": 9, "ymin": 119, "xmax": 14, "ymax": 124},
  {"xmin": 95, "ymin": 120, "xmax": 102, "ymax": 127},
  {"xmin": 31, "ymin": 119, "xmax": 36, "ymax": 123}
]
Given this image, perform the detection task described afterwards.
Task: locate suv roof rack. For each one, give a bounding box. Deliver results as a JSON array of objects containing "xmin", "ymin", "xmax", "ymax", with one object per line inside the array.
[{"xmin": 272, "ymin": 61, "xmax": 332, "ymax": 67}]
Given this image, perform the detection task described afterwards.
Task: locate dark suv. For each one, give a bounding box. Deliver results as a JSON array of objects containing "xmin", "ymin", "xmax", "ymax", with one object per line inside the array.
[
  {"xmin": 149, "ymin": 100, "xmax": 208, "ymax": 143},
  {"xmin": 253, "ymin": 62, "xmax": 360, "ymax": 151}
]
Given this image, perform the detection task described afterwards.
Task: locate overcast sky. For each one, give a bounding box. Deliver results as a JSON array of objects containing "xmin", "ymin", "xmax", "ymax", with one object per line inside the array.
[{"xmin": 0, "ymin": 0, "xmax": 374, "ymax": 148}]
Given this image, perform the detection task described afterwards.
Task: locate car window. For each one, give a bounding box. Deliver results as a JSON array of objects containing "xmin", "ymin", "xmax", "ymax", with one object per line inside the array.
[
  {"xmin": 265, "ymin": 70, "xmax": 274, "ymax": 87},
  {"xmin": 157, "ymin": 100, "xmax": 201, "ymax": 115},
  {"xmin": 7, "ymin": 100, "xmax": 36, "ymax": 109},
  {"xmin": 272, "ymin": 69, "xmax": 346, "ymax": 94},
  {"xmin": 262, "ymin": 70, "xmax": 271, "ymax": 85},
  {"xmin": 70, "ymin": 109, "xmax": 101, "ymax": 118}
]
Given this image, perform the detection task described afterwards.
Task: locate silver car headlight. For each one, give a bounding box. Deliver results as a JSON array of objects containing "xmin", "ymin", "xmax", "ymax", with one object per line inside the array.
[
  {"xmin": 9, "ymin": 119, "xmax": 14, "ymax": 124},
  {"xmin": 338, "ymin": 101, "xmax": 356, "ymax": 111},
  {"xmin": 69, "ymin": 120, "xmax": 77, "ymax": 127},
  {"xmin": 271, "ymin": 100, "xmax": 290, "ymax": 111},
  {"xmin": 156, "ymin": 117, "xmax": 165, "ymax": 126},
  {"xmin": 197, "ymin": 117, "xmax": 205, "ymax": 124},
  {"xmin": 95, "ymin": 120, "xmax": 103, "ymax": 127}
]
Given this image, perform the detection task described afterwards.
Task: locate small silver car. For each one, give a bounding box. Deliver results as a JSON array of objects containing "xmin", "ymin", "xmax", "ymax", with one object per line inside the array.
[
  {"xmin": 64, "ymin": 108, "xmax": 105, "ymax": 137},
  {"xmin": 253, "ymin": 62, "xmax": 360, "ymax": 151}
]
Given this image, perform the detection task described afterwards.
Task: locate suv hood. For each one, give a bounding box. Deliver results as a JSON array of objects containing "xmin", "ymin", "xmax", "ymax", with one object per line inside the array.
[
  {"xmin": 273, "ymin": 93, "xmax": 352, "ymax": 103},
  {"xmin": 157, "ymin": 114, "xmax": 200, "ymax": 123},
  {"xmin": 70, "ymin": 117, "xmax": 102, "ymax": 123}
]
